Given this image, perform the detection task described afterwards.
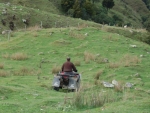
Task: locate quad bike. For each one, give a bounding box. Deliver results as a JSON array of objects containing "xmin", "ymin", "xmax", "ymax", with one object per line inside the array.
[{"xmin": 52, "ymin": 71, "xmax": 81, "ymax": 92}]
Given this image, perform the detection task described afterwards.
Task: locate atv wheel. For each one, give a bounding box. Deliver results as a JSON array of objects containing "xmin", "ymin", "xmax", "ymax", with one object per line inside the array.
[{"xmin": 53, "ymin": 87, "xmax": 59, "ymax": 91}]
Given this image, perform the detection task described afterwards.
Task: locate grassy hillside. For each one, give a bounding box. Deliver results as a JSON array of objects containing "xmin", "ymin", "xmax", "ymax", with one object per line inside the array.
[
  {"xmin": 0, "ymin": 0, "xmax": 150, "ymax": 31},
  {"xmin": 0, "ymin": 25, "xmax": 150, "ymax": 112}
]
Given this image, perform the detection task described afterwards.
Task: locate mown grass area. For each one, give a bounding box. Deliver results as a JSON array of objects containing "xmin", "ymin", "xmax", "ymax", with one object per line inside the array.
[{"xmin": 0, "ymin": 26, "xmax": 150, "ymax": 113}]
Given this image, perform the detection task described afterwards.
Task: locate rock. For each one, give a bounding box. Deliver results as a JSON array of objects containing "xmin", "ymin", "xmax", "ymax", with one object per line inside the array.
[
  {"xmin": 102, "ymin": 58, "xmax": 109, "ymax": 63},
  {"xmin": 112, "ymin": 80, "xmax": 119, "ymax": 86},
  {"xmin": 133, "ymin": 73, "xmax": 140, "ymax": 77},
  {"xmin": 125, "ymin": 82, "xmax": 133, "ymax": 88},
  {"xmin": 130, "ymin": 45, "xmax": 137, "ymax": 48},
  {"xmin": 102, "ymin": 81, "xmax": 114, "ymax": 88},
  {"xmin": 38, "ymin": 52, "xmax": 44, "ymax": 55}
]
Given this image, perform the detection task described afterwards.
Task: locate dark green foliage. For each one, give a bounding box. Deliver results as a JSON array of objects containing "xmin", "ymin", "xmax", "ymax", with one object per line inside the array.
[
  {"xmin": 92, "ymin": 13, "xmax": 114, "ymax": 25},
  {"xmin": 144, "ymin": 17, "xmax": 150, "ymax": 32},
  {"xmin": 91, "ymin": 0, "xmax": 101, "ymax": 4},
  {"xmin": 142, "ymin": 0, "xmax": 150, "ymax": 10},
  {"xmin": 112, "ymin": 14, "xmax": 123, "ymax": 26},
  {"xmin": 69, "ymin": 0, "xmax": 95, "ymax": 20},
  {"xmin": 61, "ymin": 0, "xmax": 75, "ymax": 12},
  {"xmin": 146, "ymin": 23, "xmax": 150, "ymax": 32},
  {"xmin": 61, "ymin": 0, "xmax": 115, "ymax": 25},
  {"xmin": 102, "ymin": 0, "xmax": 115, "ymax": 10}
]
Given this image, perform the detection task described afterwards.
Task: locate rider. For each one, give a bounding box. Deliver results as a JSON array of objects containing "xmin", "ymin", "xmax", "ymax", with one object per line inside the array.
[{"xmin": 62, "ymin": 57, "xmax": 77, "ymax": 75}]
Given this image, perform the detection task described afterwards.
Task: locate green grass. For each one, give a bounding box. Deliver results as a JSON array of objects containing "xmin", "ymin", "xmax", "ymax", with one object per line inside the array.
[{"xmin": 0, "ymin": 26, "xmax": 150, "ymax": 113}]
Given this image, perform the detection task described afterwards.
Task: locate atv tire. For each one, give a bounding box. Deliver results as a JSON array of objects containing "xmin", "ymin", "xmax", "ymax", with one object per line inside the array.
[{"xmin": 53, "ymin": 87, "xmax": 59, "ymax": 91}]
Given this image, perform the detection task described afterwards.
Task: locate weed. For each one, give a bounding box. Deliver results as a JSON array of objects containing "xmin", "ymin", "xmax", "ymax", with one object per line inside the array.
[{"xmin": 11, "ymin": 52, "xmax": 28, "ymax": 60}]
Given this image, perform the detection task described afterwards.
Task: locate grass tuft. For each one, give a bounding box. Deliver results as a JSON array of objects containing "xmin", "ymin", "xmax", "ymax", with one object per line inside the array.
[
  {"xmin": 74, "ymin": 60, "xmax": 81, "ymax": 66},
  {"xmin": 72, "ymin": 86, "xmax": 122, "ymax": 108},
  {"xmin": 84, "ymin": 51, "xmax": 95, "ymax": 63},
  {"xmin": 0, "ymin": 70, "xmax": 8, "ymax": 77},
  {"xmin": 0, "ymin": 63, "xmax": 4, "ymax": 69},
  {"xmin": 27, "ymin": 25, "xmax": 41, "ymax": 31},
  {"xmin": 51, "ymin": 65, "xmax": 61, "ymax": 74},
  {"xmin": 13, "ymin": 67, "xmax": 36, "ymax": 76},
  {"xmin": 108, "ymin": 62, "xmax": 120, "ymax": 69},
  {"xmin": 11, "ymin": 52, "xmax": 28, "ymax": 60},
  {"xmin": 121, "ymin": 54, "xmax": 141, "ymax": 67},
  {"xmin": 69, "ymin": 31, "xmax": 85, "ymax": 39},
  {"xmin": 53, "ymin": 39, "xmax": 71, "ymax": 45},
  {"xmin": 94, "ymin": 70, "xmax": 103, "ymax": 80}
]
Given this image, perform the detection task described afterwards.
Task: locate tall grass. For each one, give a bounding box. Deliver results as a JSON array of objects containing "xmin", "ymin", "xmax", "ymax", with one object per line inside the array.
[{"xmin": 71, "ymin": 86, "xmax": 122, "ymax": 108}]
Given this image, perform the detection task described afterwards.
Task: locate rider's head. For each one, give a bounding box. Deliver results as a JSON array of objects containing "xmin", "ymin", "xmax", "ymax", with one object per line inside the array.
[{"xmin": 67, "ymin": 57, "xmax": 70, "ymax": 61}]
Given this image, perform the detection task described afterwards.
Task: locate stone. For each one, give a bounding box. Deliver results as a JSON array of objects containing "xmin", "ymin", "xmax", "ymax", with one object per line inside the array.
[{"xmin": 102, "ymin": 81, "xmax": 114, "ymax": 88}]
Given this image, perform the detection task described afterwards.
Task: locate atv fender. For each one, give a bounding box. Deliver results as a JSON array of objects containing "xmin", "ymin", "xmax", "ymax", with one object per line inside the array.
[
  {"xmin": 68, "ymin": 77, "xmax": 77, "ymax": 89},
  {"xmin": 52, "ymin": 75, "xmax": 61, "ymax": 87}
]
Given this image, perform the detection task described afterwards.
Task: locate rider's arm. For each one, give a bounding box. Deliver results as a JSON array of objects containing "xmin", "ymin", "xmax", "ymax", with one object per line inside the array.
[
  {"xmin": 72, "ymin": 63, "xmax": 77, "ymax": 72},
  {"xmin": 61, "ymin": 64, "xmax": 64, "ymax": 72}
]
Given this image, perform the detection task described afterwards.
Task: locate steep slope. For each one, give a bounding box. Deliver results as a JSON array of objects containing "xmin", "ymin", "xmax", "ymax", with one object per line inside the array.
[{"xmin": 0, "ymin": 26, "xmax": 150, "ymax": 113}]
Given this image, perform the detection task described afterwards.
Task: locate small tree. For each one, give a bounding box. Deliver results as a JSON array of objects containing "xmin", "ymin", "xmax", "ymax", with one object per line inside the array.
[{"xmin": 102, "ymin": 0, "xmax": 115, "ymax": 11}]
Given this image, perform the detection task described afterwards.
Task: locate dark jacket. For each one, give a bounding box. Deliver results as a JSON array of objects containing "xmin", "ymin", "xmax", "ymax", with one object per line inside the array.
[{"xmin": 62, "ymin": 61, "xmax": 77, "ymax": 72}]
